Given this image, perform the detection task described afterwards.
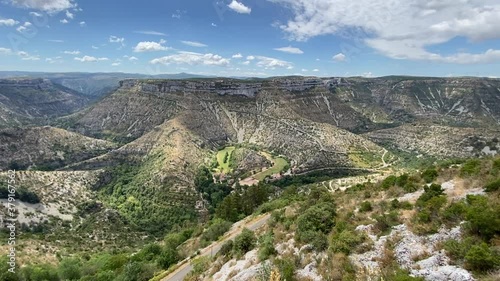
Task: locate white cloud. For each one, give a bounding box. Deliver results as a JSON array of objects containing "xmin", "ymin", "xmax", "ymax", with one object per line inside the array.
[
  {"xmin": 246, "ymin": 55, "xmax": 255, "ymax": 60},
  {"xmin": 301, "ymin": 69, "xmax": 308, "ymax": 72},
  {"xmin": 16, "ymin": 21, "xmax": 31, "ymax": 33},
  {"xmin": 109, "ymin": 35, "xmax": 125, "ymax": 46},
  {"xmin": 232, "ymin": 53, "xmax": 243, "ymax": 59},
  {"xmin": 0, "ymin": 48, "xmax": 12, "ymax": 54},
  {"xmin": 133, "ymin": 39, "xmax": 170, "ymax": 52},
  {"xmin": 111, "ymin": 62, "xmax": 121, "ymax": 66},
  {"xmin": 63, "ymin": 50, "xmax": 80, "ymax": 55},
  {"xmin": 9, "ymin": 0, "xmax": 76, "ymax": 13},
  {"xmin": 255, "ymin": 56, "xmax": 293, "ymax": 69},
  {"xmin": 362, "ymin": 72, "xmax": 374, "ymax": 78},
  {"xmin": 91, "ymin": 45, "xmax": 99, "ymax": 49},
  {"xmin": 60, "ymin": 18, "xmax": 68, "ymax": 24},
  {"xmin": 151, "ymin": 51, "xmax": 230, "ymax": 66},
  {"xmin": 181, "ymin": 40, "xmax": 207, "ymax": 47},
  {"xmin": 48, "ymin": 39, "xmax": 64, "ymax": 43},
  {"xmin": 134, "ymin": 30, "xmax": 166, "ymax": 36},
  {"xmin": 79, "ymin": 21, "xmax": 86, "ymax": 26},
  {"xmin": 332, "ymin": 53, "xmax": 346, "ymax": 62},
  {"xmin": 274, "ymin": 46, "xmax": 304, "ymax": 54},
  {"xmin": 22, "ymin": 55, "xmax": 40, "ymax": 60},
  {"xmin": 211, "ymin": 23, "xmax": 217, "ymax": 27},
  {"xmin": 0, "ymin": 19, "xmax": 19, "ymax": 26},
  {"xmin": 65, "ymin": 10, "xmax": 73, "ymax": 19},
  {"xmin": 271, "ymin": 0, "xmax": 500, "ymax": 64},
  {"xmin": 242, "ymin": 60, "xmax": 250, "ymax": 65},
  {"xmin": 29, "ymin": 11, "xmax": 42, "ymax": 17},
  {"xmin": 228, "ymin": 0, "xmax": 251, "ymax": 14},
  {"xmin": 312, "ymin": 69, "xmax": 319, "ymax": 72},
  {"xmin": 74, "ymin": 55, "xmax": 109, "ymax": 62},
  {"xmin": 172, "ymin": 10, "xmax": 185, "ymax": 19},
  {"xmin": 128, "ymin": 56, "xmax": 138, "ymax": 61}
]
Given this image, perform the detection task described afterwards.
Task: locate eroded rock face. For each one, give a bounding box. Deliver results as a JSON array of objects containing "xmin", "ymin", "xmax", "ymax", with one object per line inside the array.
[
  {"xmin": 0, "ymin": 78, "xmax": 90, "ymax": 127},
  {"xmin": 352, "ymin": 224, "xmax": 476, "ymax": 281}
]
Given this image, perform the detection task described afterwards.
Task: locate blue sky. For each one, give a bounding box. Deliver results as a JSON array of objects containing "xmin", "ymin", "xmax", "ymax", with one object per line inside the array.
[{"xmin": 0, "ymin": 0, "xmax": 499, "ymax": 77}]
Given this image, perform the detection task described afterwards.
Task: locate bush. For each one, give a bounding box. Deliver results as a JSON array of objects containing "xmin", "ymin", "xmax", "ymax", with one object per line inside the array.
[
  {"xmin": 465, "ymin": 243, "xmax": 500, "ymax": 272},
  {"xmin": 116, "ymin": 262, "xmax": 154, "ymax": 281},
  {"xmin": 58, "ymin": 258, "xmax": 81, "ymax": 281},
  {"xmin": 297, "ymin": 202, "xmax": 336, "ymax": 235},
  {"xmin": 201, "ymin": 218, "xmax": 232, "ymax": 242},
  {"xmin": 157, "ymin": 247, "xmax": 179, "ymax": 269},
  {"xmin": 417, "ymin": 184, "xmax": 444, "ymax": 205},
  {"xmin": 258, "ymin": 233, "xmax": 277, "ymax": 260},
  {"xmin": 274, "ymin": 257, "xmax": 296, "ymax": 281},
  {"xmin": 359, "ymin": 201, "xmax": 373, "ymax": 212},
  {"xmin": 219, "ymin": 240, "xmax": 233, "ymax": 256},
  {"xmin": 233, "ymin": 228, "xmax": 256, "ymax": 256},
  {"xmin": 484, "ymin": 179, "xmax": 500, "ymax": 192},
  {"xmin": 133, "ymin": 243, "xmax": 162, "ymax": 262},
  {"xmin": 329, "ymin": 229, "xmax": 365, "ymax": 254},
  {"xmin": 444, "ymin": 238, "xmax": 476, "ymax": 262},
  {"xmin": 421, "ymin": 168, "xmax": 438, "ymax": 183},
  {"xmin": 381, "ymin": 175, "xmax": 397, "ymax": 189},
  {"xmin": 460, "ymin": 159, "xmax": 481, "ymax": 176},
  {"xmin": 375, "ymin": 211, "xmax": 400, "ymax": 233},
  {"xmin": 465, "ymin": 195, "xmax": 500, "ymax": 241},
  {"xmin": 442, "ymin": 201, "xmax": 467, "ymax": 224}
]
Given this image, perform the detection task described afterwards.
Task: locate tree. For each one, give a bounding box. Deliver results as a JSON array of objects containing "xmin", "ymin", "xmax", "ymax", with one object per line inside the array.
[
  {"xmin": 157, "ymin": 247, "xmax": 179, "ymax": 269},
  {"xmin": 465, "ymin": 243, "xmax": 500, "ymax": 272}
]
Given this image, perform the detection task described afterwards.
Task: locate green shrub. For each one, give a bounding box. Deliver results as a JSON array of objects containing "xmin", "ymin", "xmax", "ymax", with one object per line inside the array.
[
  {"xmin": 219, "ymin": 240, "xmax": 233, "ymax": 256},
  {"xmin": 465, "ymin": 195, "xmax": 500, "ymax": 241},
  {"xmin": 116, "ymin": 262, "xmax": 154, "ymax": 281},
  {"xmin": 233, "ymin": 228, "xmax": 256, "ymax": 256},
  {"xmin": 460, "ymin": 159, "xmax": 481, "ymax": 176},
  {"xmin": 375, "ymin": 211, "xmax": 400, "ymax": 233},
  {"xmin": 421, "ymin": 168, "xmax": 438, "ymax": 183},
  {"xmin": 381, "ymin": 175, "xmax": 397, "ymax": 189},
  {"xmin": 157, "ymin": 247, "xmax": 179, "ymax": 269},
  {"xmin": 297, "ymin": 202, "xmax": 336, "ymax": 235},
  {"xmin": 133, "ymin": 243, "xmax": 162, "ymax": 262},
  {"xmin": 329, "ymin": 230, "xmax": 365, "ymax": 254},
  {"xmin": 465, "ymin": 243, "xmax": 500, "ymax": 272},
  {"xmin": 417, "ymin": 184, "xmax": 444, "ymax": 205},
  {"xmin": 58, "ymin": 258, "xmax": 81, "ymax": 281},
  {"xmin": 201, "ymin": 218, "xmax": 232, "ymax": 242},
  {"xmin": 359, "ymin": 201, "xmax": 373, "ymax": 212},
  {"xmin": 258, "ymin": 233, "xmax": 277, "ymax": 260},
  {"xmin": 444, "ymin": 238, "xmax": 476, "ymax": 262},
  {"xmin": 484, "ymin": 179, "xmax": 500, "ymax": 192},
  {"xmin": 442, "ymin": 201, "xmax": 467, "ymax": 224},
  {"xmin": 274, "ymin": 257, "xmax": 296, "ymax": 281}
]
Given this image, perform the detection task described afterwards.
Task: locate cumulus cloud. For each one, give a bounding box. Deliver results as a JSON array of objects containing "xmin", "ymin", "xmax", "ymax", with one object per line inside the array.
[
  {"xmin": 65, "ymin": 10, "xmax": 73, "ymax": 19},
  {"xmin": 111, "ymin": 62, "xmax": 121, "ymax": 66},
  {"xmin": 150, "ymin": 51, "xmax": 230, "ymax": 66},
  {"xmin": 255, "ymin": 56, "xmax": 293, "ymax": 69},
  {"xmin": 312, "ymin": 69, "xmax": 319, "ymax": 72},
  {"xmin": 228, "ymin": 0, "xmax": 251, "ymax": 14},
  {"xmin": 332, "ymin": 53, "xmax": 346, "ymax": 62},
  {"xmin": 29, "ymin": 11, "xmax": 42, "ymax": 17},
  {"xmin": 74, "ymin": 55, "xmax": 109, "ymax": 62},
  {"xmin": 60, "ymin": 18, "xmax": 68, "ymax": 24},
  {"xmin": 274, "ymin": 46, "xmax": 304, "ymax": 54},
  {"xmin": 128, "ymin": 56, "xmax": 138, "ymax": 61},
  {"xmin": 16, "ymin": 21, "xmax": 32, "ymax": 33},
  {"xmin": 0, "ymin": 19, "xmax": 19, "ymax": 26},
  {"xmin": 133, "ymin": 39, "xmax": 170, "ymax": 52},
  {"xmin": 79, "ymin": 21, "xmax": 86, "ymax": 26},
  {"xmin": 63, "ymin": 50, "xmax": 80, "ymax": 55},
  {"xmin": 246, "ymin": 55, "xmax": 255, "ymax": 60},
  {"xmin": 270, "ymin": 0, "xmax": 500, "ymax": 64},
  {"xmin": 9, "ymin": 0, "xmax": 76, "ymax": 13},
  {"xmin": 181, "ymin": 40, "xmax": 207, "ymax": 47},
  {"xmin": 109, "ymin": 35, "xmax": 125, "ymax": 46},
  {"xmin": 232, "ymin": 53, "xmax": 243, "ymax": 59},
  {"xmin": 242, "ymin": 60, "xmax": 250, "ymax": 65}
]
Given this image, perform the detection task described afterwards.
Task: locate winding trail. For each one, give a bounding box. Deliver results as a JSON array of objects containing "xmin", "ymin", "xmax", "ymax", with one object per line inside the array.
[{"xmin": 160, "ymin": 213, "xmax": 271, "ymax": 281}]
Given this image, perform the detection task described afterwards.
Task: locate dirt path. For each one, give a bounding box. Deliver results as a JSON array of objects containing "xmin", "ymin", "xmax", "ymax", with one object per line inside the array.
[{"xmin": 160, "ymin": 213, "xmax": 271, "ymax": 281}]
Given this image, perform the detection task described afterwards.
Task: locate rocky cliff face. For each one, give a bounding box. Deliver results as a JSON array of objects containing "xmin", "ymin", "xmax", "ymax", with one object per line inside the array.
[{"xmin": 0, "ymin": 78, "xmax": 90, "ymax": 128}]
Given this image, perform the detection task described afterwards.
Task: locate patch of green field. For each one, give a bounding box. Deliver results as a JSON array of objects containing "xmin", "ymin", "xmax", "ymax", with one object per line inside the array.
[
  {"xmin": 216, "ymin": 146, "xmax": 236, "ymax": 173},
  {"xmin": 254, "ymin": 157, "xmax": 288, "ymax": 181}
]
